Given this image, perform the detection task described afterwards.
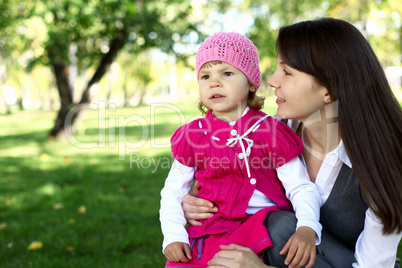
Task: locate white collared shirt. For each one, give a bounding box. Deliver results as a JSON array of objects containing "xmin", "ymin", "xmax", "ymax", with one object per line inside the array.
[{"xmin": 285, "ymin": 119, "xmax": 402, "ymax": 268}]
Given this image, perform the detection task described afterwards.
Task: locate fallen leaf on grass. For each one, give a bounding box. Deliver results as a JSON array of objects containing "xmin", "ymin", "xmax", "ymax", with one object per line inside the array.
[
  {"xmin": 0, "ymin": 222, "xmax": 7, "ymax": 229},
  {"xmin": 27, "ymin": 241, "xmax": 43, "ymax": 250},
  {"xmin": 64, "ymin": 156, "xmax": 72, "ymax": 164},
  {"xmin": 67, "ymin": 246, "xmax": 74, "ymax": 252},
  {"xmin": 53, "ymin": 203, "xmax": 63, "ymax": 210},
  {"xmin": 40, "ymin": 153, "xmax": 49, "ymax": 161},
  {"xmin": 78, "ymin": 205, "xmax": 86, "ymax": 214}
]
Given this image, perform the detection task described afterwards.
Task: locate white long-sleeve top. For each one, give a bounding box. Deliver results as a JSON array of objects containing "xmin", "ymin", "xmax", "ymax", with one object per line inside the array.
[
  {"xmin": 160, "ymin": 109, "xmax": 323, "ymax": 253},
  {"xmin": 285, "ymin": 119, "xmax": 402, "ymax": 268},
  {"xmin": 160, "ymin": 157, "xmax": 322, "ymax": 252}
]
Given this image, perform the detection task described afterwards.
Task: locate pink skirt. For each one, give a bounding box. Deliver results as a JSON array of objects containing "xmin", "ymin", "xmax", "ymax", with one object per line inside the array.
[{"xmin": 165, "ymin": 206, "xmax": 279, "ymax": 267}]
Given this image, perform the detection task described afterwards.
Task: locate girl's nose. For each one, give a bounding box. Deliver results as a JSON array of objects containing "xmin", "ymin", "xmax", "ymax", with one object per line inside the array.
[{"xmin": 209, "ymin": 77, "xmax": 221, "ymax": 88}]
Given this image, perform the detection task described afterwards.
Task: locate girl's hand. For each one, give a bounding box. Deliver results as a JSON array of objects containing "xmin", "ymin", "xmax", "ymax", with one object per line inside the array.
[
  {"xmin": 207, "ymin": 244, "xmax": 275, "ymax": 268},
  {"xmin": 164, "ymin": 242, "xmax": 192, "ymax": 263},
  {"xmin": 182, "ymin": 181, "xmax": 218, "ymax": 226},
  {"xmin": 280, "ymin": 226, "xmax": 316, "ymax": 268}
]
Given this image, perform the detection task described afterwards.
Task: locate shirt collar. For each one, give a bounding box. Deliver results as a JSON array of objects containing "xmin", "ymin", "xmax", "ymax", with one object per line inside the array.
[
  {"xmin": 335, "ymin": 140, "xmax": 352, "ymax": 168},
  {"xmin": 227, "ymin": 106, "xmax": 250, "ymax": 126},
  {"xmin": 206, "ymin": 106, "xmax": 253, "ymax": 131}
]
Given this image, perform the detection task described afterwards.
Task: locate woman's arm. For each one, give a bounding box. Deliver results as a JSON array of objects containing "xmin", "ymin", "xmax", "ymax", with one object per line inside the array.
[
  {"xmin": 353, "ymin": 209, "xmax": 402, "ymax": 267},
  {"xmin": 182, "ymin": 181, "xmax": 218, "ymax": 226},
  {"xmin": 207, "ymin": 244, "xmax": 276, "ymax": 268}
]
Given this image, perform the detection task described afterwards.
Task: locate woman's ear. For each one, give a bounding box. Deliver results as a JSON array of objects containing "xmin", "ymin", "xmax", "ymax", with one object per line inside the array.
[{"xmin": 324, "ymin": 92, "xmax": 331, "ymax": 104}]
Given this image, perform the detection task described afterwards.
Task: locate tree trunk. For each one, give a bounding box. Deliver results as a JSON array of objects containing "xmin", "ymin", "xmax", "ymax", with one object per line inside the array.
[
  {"xmin": 48, "ymin": 62, "xmax": 73, "ymax": 140},
  {"xmin": 138, "ymin": 86, "xmax": 146, "ymax": 105},
  {"xmin": 79, "ymin": 30, "xmax": 128, "ymax": 105},
  {"xmin": 48, "ymin": 30, "xmax": 128, "ymax": 140},
  {"xmin": 123, "ymin": 69, "xmax": 129, "ymax": 107}
]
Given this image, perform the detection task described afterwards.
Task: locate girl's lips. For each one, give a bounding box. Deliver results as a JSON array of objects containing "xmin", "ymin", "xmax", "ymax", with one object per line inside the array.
[
  {"xmin": 210, "ymin": 94, "xmax": 225, "ymax": 100},
  {"xmin": 276, "ymin": 97, "xmax": 285, "ymax": 104}
]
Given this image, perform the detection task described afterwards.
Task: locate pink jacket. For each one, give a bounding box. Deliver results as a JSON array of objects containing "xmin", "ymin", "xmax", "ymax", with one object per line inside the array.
[{"xmin": 171, "ymin": 109, "xmax": 304, "ymax": 238}]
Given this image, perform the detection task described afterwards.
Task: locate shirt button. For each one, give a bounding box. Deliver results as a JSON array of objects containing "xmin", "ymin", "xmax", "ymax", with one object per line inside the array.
[
  {"xmin": 231, "ymin": 129, "xmax": 237, "ymax": 136},
  {"xmin": 250, "ymin": 178, "xmax": 256, "ymax": 185},
  {"xmin": 238, "ymin": 153, "xmax": 244, "ymax": 159}
]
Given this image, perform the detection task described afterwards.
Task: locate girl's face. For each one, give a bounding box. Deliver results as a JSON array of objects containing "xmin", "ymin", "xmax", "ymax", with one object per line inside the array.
[
  {"xmin": 267, "ymin": 56, "xmax": 329, "ymax": 122},
  {"xmin": 198, "ymin": 62, "xmax": 254, "ymax": 122}
]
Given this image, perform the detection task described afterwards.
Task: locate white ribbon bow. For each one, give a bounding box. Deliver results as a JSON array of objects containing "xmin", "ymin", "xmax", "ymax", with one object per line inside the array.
[{"xmin": 226, "ymin": 115, "xmax": 268, "ymax": 178}]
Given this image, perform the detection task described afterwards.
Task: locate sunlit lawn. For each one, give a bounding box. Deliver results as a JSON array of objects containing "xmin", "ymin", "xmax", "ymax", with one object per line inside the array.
[
  {"xmin": 0, "ymin": 97, "xmax": 400, "ymax": 267},
  {"xmin": 0, "ymin": 101, "xmax": 205, "ymax": 267}
]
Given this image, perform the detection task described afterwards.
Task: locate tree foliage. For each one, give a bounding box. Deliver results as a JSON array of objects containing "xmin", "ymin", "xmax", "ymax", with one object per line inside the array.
[
  {"xmin": 1, "ymin": 0, "xmax": 202, "ymax": 139},
  {"xmin": 0, "ymin": 0, "xmax": 400, "ymax": 138},
  {"xmin": 245, "ymin": 0, "xmax": 401, "ymax": 67}
]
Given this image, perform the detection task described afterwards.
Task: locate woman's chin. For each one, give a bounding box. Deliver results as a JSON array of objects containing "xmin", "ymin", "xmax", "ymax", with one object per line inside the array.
[{"xmin": 276, "ymin": 112, "xmax": 288, "ymax": 119}]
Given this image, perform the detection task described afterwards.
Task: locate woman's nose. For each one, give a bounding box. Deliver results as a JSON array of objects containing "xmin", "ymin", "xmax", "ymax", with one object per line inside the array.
[{"xmin": 267, "ymin": 72, "xmax": 278, "ymax": 88}]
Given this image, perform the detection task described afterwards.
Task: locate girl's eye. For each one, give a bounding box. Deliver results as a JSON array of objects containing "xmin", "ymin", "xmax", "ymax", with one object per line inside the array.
[
  {"xmin": 283, "ymin": 69, "xmax": 291, "ymax": 75},
  {"xmin": 223, "ymin": 72, "xmax": 233, "ymax": 76},
  {"xmin": 201, "ymin": 75, "xmax": 209, "ymax": 80}
]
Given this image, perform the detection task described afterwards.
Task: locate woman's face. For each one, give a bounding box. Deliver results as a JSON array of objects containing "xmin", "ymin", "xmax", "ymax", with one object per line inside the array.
[{"xmin": 267, "ymin": 56, "xmax": 329, "ymax": 122}]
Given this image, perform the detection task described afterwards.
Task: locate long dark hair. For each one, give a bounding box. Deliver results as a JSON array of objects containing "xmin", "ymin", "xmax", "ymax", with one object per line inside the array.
[{"xmin": 277, "ymin": 18, "xmax": 402, "ymax": 234}]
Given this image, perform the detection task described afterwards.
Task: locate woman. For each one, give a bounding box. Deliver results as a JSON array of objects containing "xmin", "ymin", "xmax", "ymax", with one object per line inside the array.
[{"xmin": 182, "ymin": 18, "xmax": 402, "ymax": 268}]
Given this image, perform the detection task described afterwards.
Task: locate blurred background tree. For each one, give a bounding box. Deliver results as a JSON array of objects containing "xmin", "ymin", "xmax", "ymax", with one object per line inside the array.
[
  {"xmin": 0, "ymin": 0, "xmax": 401, "ymax": 140},
  {"xmin": 1, "ymin": 0, "xmax": 203, "ymax": 140}
]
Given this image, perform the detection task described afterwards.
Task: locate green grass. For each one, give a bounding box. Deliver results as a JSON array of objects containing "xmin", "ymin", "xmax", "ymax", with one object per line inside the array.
[
  {"xmin": 0, "ymin": 99, "xmax": 400, "ymax": 267},
  {"xmin": 0, "ymin": 102, "xmax": 204, "ymax": 267}
]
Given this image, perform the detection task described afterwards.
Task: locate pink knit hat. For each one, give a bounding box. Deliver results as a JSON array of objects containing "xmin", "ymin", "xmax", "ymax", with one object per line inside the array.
[{"xmin": 196, "ymin": 32, "xmax": 261, "ymax": 90}]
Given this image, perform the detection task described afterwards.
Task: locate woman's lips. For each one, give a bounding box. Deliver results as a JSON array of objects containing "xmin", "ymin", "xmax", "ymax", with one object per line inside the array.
[{"xmin": 276, "ymin": 97, "xmax": 285, "ymax": 104}]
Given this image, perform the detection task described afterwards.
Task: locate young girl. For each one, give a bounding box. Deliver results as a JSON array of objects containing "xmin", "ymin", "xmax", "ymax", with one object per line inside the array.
[{"xmin": 159, "ymin": 32, "xmax": 322, "ymax": 268}]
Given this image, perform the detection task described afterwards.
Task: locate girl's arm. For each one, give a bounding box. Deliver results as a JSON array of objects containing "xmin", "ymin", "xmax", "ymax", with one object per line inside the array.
[
  {"xmin": 353, "ymin": 209, "xmax": 402, "ymax": 267},
  {"xmin": 276, "ymin": 157, "xmax": 323, "ymax": 268},
  {"xmin": 160, "ymin": 160, "xmax": 196, "ymax": 252},
  {"xmin": 276, "ymin": 157, "xmax": 323, "ymax": 242}
]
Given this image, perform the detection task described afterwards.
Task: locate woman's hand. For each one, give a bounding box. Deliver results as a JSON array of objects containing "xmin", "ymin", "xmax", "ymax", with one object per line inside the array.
[
  {"xmin": 182, "ymin": 181, "xmax": 218, "ymax": 226},
  {"xmin": 207, "ymin": 244, "xmax": 275, "ymax": 268},
  {"xmin": 279, "ymin": 226, "xmax": 316, "ymax": 268}
]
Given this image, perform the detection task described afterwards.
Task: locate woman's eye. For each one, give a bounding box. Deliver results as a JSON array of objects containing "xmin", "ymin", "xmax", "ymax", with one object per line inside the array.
[{"xmin": 283, "ymin": 69, "xmax": 291, "ymax": 75}]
